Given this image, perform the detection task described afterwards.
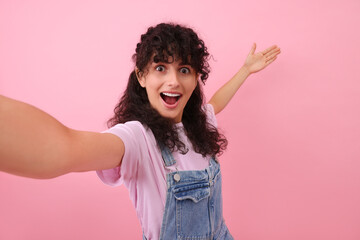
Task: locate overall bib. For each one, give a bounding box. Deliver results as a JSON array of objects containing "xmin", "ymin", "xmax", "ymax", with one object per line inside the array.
[{"xmin": 143, "ymin": 144, "xmax": 234, "ymax": 240}]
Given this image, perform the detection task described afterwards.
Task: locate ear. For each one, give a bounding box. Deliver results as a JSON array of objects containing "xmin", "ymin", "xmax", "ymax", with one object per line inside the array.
[
  {"xmin": 135, "ymin": 68, "xmax": 146, "ymax": 88},
  {"xmin": 196, "ymin": 73, "xmax": 200, "ymax": 85}
]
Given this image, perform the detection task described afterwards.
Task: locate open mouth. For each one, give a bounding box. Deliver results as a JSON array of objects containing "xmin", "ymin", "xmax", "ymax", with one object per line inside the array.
[{"xmin": 160, "ymin": 92, "xmax": 181, "ymax": 105}]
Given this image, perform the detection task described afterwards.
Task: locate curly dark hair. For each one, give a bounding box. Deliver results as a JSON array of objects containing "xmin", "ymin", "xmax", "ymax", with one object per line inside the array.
[{"xmin": 108, "ymin": 23, "xmax": 227, "ymax": 156}]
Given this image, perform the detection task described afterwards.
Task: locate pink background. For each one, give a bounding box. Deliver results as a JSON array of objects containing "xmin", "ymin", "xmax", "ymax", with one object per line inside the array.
[{"xmin": 1, "ymin": 0, "xmax": 360, "ymax": 239}]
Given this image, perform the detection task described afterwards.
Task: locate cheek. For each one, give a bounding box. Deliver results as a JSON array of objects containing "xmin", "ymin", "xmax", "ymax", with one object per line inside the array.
[
  {"xmin": 144, "ymin": 80, "xmax": 159, "ymax": 94},
  {"xmin": 145, "ymin": 84, "xmax": 162, "ymax": 106},
  {"xmin": 188, "ymin": 80, "xmax": 198, "ymax": 93},
  {"xmin": 145, "ymin": 88, "xmax": 158, "ymax": 101},
  {"xmin": 187, "ymin": 80, "xmax": 198, "ymax": 98}
]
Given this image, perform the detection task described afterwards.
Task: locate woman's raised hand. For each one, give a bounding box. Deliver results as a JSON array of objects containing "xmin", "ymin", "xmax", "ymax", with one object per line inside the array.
[{"xmin": 243, "ymin": 43, "xmax": 281, "ymax": 74}]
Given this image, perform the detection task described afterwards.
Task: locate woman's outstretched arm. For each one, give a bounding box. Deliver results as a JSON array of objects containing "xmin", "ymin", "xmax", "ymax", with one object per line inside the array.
[
  {"xmin": 0, "ymin": 95, "xmax": 124, "ymax": 179},
  {"xmin": 208, "ymin": 43, "xmax": 281, "ymax": 114}
]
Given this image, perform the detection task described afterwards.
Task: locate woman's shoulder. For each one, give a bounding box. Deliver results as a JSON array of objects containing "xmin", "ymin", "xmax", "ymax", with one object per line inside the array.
[
  {"xmin": 105, "ymin": 120, "xmax": 147, "ymax": 133},
  {"xmin": 203, "ymin": 103, "xmax": 217, "ymax": 128},
  {"xmin": 103, "ymin": 120, "xmax": 155, "ymax": 143}
]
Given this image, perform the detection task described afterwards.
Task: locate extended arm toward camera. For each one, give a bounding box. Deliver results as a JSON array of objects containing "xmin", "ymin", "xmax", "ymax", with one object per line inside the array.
[
  {"xmin": 0, "ymin": 95, "xmax": 124, "ymax": 179},
  {"xmin": 208, "ymin": 43, "xmax": 281, "ymax": 114}
]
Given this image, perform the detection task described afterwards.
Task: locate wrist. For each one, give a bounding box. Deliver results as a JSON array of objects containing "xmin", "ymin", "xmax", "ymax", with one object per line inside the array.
[{"xmin": 239, "ymin": 65, "xmax": 251, "ymax": 77}]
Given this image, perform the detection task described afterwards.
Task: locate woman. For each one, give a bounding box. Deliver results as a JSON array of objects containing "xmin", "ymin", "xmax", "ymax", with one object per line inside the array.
[{"xmin": 0, "ymin": 22, "xmax": 280, "ymax": 239}]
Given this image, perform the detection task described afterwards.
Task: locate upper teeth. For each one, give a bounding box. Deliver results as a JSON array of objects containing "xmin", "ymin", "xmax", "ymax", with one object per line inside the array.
[{"xmin": 162, "ymin": 93, "xmax": 180, "ymax": 97}]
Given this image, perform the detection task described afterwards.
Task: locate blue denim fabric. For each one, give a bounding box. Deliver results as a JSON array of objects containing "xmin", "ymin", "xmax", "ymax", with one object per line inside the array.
[{"xmin": 143, "ymin": 144, "xmax": 234, "ymax": 240}]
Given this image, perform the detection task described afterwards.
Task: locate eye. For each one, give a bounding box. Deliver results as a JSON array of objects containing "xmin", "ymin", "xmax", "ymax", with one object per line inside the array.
[
  {"xmin": 155, "ymin": 65, "xmax": 165, "ymax": 72},
  {"xmin": 179, "ymin": 67, "xmax": 190, "ymax": 74}
]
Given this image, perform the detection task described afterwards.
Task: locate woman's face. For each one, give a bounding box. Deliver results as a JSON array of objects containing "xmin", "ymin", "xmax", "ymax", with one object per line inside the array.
[{"xmin": 137, "ymin": 57, "xmax": 197, "ymax": 123}]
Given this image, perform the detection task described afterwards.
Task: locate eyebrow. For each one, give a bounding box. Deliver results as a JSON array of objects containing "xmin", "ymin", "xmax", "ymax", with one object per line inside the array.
[{"xmin": 178, "ymin": 62, "xmax": 192, "ymax": 67}]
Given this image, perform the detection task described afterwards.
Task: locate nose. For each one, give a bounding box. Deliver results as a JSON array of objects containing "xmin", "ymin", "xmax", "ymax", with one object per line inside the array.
[{"xmin": 166, "ymin": 68, "xmax": 180, "ymax": 88}]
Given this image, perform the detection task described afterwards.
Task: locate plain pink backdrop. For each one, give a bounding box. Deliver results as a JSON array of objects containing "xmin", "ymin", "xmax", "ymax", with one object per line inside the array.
[{"xmin": 1, "ymin": 0, "xmax": 360, "ymax": 239}]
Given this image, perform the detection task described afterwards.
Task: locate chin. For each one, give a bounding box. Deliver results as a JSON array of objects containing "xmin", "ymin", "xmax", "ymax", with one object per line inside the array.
[{"xmin": 160, "ymin": 113, "xmax": 181, "ymax": 122}]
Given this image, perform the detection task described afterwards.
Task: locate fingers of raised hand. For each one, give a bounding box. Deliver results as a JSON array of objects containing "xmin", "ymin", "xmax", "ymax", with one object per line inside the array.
[
  {"xmin": 265, "ymin": 56, "xmax": 277, "ymax": 66},
  {"xmin": 263, "ymin": 46, "xmax": 280, "ymax": 63},
  {"xmin": 262, "ymin": 45, "xmax": 278, "ymax": 55}
]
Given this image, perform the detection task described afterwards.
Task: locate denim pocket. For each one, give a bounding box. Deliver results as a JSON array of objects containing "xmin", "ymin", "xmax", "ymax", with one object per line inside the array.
[
  {"xmin": 173, "ymin": 182, "xmax": 210, "ymax": 202},
  {"xmin": 173, "ymin": 182, "xmax": 212, "ymax": 239}
]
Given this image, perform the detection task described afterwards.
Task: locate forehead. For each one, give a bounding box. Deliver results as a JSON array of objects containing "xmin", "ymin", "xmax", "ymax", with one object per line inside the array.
[
  {"xmin": 150, "ymin": 51, "xmax": 192, "ymax": 65},
  {"xmin": 150, "ymin": 56, "xmax": 185, "ymax": 65}
]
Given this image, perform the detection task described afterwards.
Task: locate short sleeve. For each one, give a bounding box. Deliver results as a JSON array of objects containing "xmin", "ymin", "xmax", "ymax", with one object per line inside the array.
[
  {"xmin": 204, "ymin": 103, "xmax": 218, "ymax": 128},
  {"xmin": 96, "ymin": 121, "xmax": 144, "ymax": 186}
]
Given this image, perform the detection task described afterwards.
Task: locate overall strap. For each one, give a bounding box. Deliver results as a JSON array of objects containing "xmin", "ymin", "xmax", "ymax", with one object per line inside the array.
[{"xmin": 158, "ymin": 142, "xmax": 177, "ymax": 167}]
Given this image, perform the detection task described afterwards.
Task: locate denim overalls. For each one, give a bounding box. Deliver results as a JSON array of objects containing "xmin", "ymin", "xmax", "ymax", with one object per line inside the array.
[{"xmin": 143, "ymin": 144, "xmax": 234, "ymax": 240}]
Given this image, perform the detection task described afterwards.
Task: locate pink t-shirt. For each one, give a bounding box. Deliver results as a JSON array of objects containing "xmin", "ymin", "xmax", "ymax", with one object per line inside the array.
[{"xmin": 96, "ymin": 104, "xmax": 217, "ymax": 240}]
